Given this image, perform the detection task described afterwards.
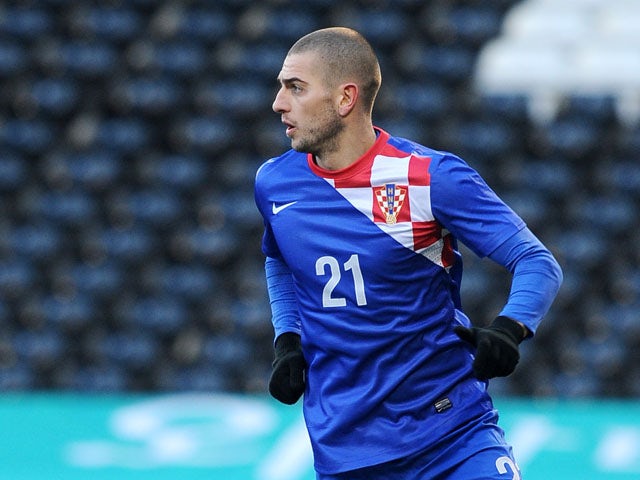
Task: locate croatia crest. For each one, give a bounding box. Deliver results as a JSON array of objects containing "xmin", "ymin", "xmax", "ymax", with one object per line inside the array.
[{"xmin": 374, "ymin": 183, "xmax": 407, "ymax": 224}]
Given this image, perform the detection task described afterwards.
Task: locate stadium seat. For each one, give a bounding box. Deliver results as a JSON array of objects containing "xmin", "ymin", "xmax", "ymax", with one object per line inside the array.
[
  {"xmin": 7, "ymin": 223, "xmax": 63, "ymax": 261},
  {"xmin": 193, "ymin": 79, "xmax": 272, "ymax": 118},
  {"xmin": 0, "ymin": 6, "xmax": 53, "ymax": 39},
  {"xmin": 12, "ymin": 329, "xmax": 66, "ymax": 368},
  {"xmin": 43, "ymin": 149, "xmax": 122, "ymax": 191},
  {"xmin": 136, "ymin": 154, "xmax": 207, "ymax": 190},
  {"xmin": 0, "ymin": 154, "xmax": 28, "ymax": 191},
  {"xmin": 176, "ymin": 7, "xmax": 234, "ymax": 43},
  {"xmin": 61, "ymin": 365, "xmax": 129, "ymax": 392},
  {"xmin": 109, "ymin": 77, "xmax": 183, "ymax": 115},
  {"xmin": 23, "ymin": 77, "xmax": 79, "ymax": 117},
  {"xmin": 115, "ymin": 295, "xmax": 189, "ymax": 336},
  {"xmin": 171, "ymin": 115, "xmax": 236, "ymax": 153},
  {"xmin": 170, "ymin": 226, "xmax": 240, "ymax": 266},
  {"xmin": 95, "ymin": 118, "xmax": 151, "ymax": 154},
  {"xmin": 0, "ymin": 260, "xmax": 38, "ymax": 298},
  {"xmin": 0, "ymin": 120, "xmax": 55, "ymax": 155},
  {"xmin": 83, "ymin": 226, "xmax": 158, "ymax": 264},
  {"xmin": 98, "ymin": 332, "xmax": 160, "ymax": 370},
  {"xmin": 67, "ymin": 5, "xmax": 142, "ymax": 42},
  {"xmin": 106, "ymin": 188, "xmax": 184, "ymax": 228},
  {"xmin": 62, "ymin": 261, "xmax": 125, "ymax": 301},
  {"xmin": 54, "ymin": 41, "xmax": 119, "ymax": 77},
  {"xmin": 31, "ymin": 190, "xmax": 98, "ymax": 227}
]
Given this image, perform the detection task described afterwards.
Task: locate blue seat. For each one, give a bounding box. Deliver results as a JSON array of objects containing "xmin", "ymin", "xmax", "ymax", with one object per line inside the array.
[
  {"xmin": 0, "ymin": 120, "xmax": 54, "ymax": 154},
  {"xmin": 395, "ymin": 82, "xmax": 452, "ymax": 119},
  {"xmin": 98, "ymin": 332, "xmax": 160, "ymax": 370},
  {"xmin": 44, "ymin": 149, "xmax": 122, "ymax": 191},
  {"xmin": 240, "ymin": 43, "xmax": 289, "ymax": 76},
  {"xmin": 0, "ymin": 41, "xmax": 27, "ymax": 76},
  {"xmin": 137, "ymin": 154, "xmax": 206, "ymax": 190},
  {"xmin": 0, "ymin": 365, "xmax": 35, "ymax": 390},
  {"xmin": 0, "ymin": 6, "xmax": 53, "ymax": 39},
  {"xmin": 443, "ymin": 118, "xmax": 516, "ymax": 160},
  {"xmin": 547, "ymin": 228, "xmax": 608, "ymax": 272},
  {"xmin": 178, "ymin": 7, "xmax": 233, "ymax": 43},
  {"xmin": 335, "ymin": 10, "xmax": 408, "ymax": 46},
  {"xmin": 150, "ymin": 41, "xmax": 207, "ymax": 76},
  {"xmin": 87, "ymin": 226, "xmax": 157, "ymax": 263},
  {"xmin": 117, "ymin": 296, "xmax": 189, "ymax": 336},
  {"xmin": 396, "ymin": 44, "xmax": 475, "ymax": 83},
  {"xmin": 436, "ymin": 6, "xmax": 502, "ymax": 47},
  {"xmin": 173, "ymin": 116, "xmax": 235, "ymax": 153},
  {"xmin": 13, "ymin": 329, "xmax": 66, "ymax": 367},
  {"xmin": 597, "ymin": 160, "xmax": 640, "ymax": 196},
  {"xmin": 56, "ymin": 41, "xmax": 119, "ymax": 77},
  {"xmin": 0, "ymin": 154, "xmax": 28, "ymax": 191},
  {"xmin": 108, "ymin": 188, "xmax": 183, "ymax": 228},
  {"xmin": 194, "ymin": 79, "xmax": 271, "ymax": 118},
  {"xmin": 27, "ymin": 77, "xmax": 79, "ymax": 117},
  {"xmin": 62, "ymin": 365, "xmax": 129, "ymax": 392},
  {"xmin": 7, "ymin": 223, "xmax": 63, "ymax": 261},
  {"xmin": 541, "ymin": 118, "xmax": 600, "ymax": 158},
  {"xmin": 68, "ymin": 5, "xmax": 142, "ymax": 42},
  {"xmin": 40, "ymin": 294, "xmax": 95, "ymax": 331},
  {"xmin": 262, "ymin": 9, "xmax": 320, "ymax": 42},
  {"xmin": 174, "ymin": 226, "xmax": 240, "ymax": 265},
  {"xmin": 148, "ymin": 264, "xmax": 219, "ymax": 301},
  {"xmin": 110, "ymin": 77, "xmax": 182, "ymax": 115},
  {"xmin": 35, "ymin": 190, "xmax": 98, "ymax": 226},
  {"xmin": 66, "ymin": 261, "xmax": 125, "ymax": 300},
  {"xmin": 568, "ymin": 195, "xmax": 636, "ymax": 234},
  {"xmin": 0, "ymin": 259, "xmax": 38, "ymax": 296},
  {"xmin": 219, "ymin": 193, "xmax": 263, "ymax": 232},
  {"xmin": 202, "ymin": 335, "xmax": 253, "ymax": 369},
  {"xmin": 95, "ymin": 118, "xmax": 150, "ymax": 153},
  {"xmin": 478, "ymin": 94, "xmax": 530, "ymax": 123},
  {"xmin": 560, "ymin": 94, "xmax": 617, "ymax": 125},
  {"xmin": 157, "ymin": 364, "xmax": 230, "ymax": 392},
  {"xmin": 514, "ymin": 158, "xmax": 575, "ymax": 197}
]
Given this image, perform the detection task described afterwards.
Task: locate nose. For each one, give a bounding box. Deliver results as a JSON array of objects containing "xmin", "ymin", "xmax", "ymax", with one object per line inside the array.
[{"xmin": 272, "ymin": 87, "xmax": 288, "ymax": 113}]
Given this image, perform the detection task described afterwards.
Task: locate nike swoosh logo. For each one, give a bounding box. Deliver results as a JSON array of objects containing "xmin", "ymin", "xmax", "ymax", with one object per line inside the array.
[{"xmin": 272, "ymin": 201, "xmax": 298, "ymax": 214}]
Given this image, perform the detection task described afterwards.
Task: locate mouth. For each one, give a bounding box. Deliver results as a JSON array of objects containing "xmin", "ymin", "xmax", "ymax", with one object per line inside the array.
[{"xmin": 282, "ymin": 119, "xmax": 296, "ymax": 137}]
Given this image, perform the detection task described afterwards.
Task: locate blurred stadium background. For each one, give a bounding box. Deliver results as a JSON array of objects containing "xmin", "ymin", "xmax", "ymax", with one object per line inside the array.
[{"xmin": 0, "ymin": 0, "xmax": 639, "ymax": 478}]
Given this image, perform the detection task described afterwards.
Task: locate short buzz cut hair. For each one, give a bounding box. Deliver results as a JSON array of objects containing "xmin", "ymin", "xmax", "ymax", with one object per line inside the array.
[{"xmin": 288, "ymin": 27, "xmax": 382, "ymax": 115}]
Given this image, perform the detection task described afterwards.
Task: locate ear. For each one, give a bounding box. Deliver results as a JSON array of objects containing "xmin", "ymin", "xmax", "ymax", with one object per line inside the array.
[{"xmin": 337, "ymin": 83, "xmax": 358, "ymax": 117}]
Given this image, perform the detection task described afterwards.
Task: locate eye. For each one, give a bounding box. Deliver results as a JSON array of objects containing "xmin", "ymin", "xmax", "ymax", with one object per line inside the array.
[{"xmin": 290, "ymin": 84, "xmax": 303, "ymax": 93}]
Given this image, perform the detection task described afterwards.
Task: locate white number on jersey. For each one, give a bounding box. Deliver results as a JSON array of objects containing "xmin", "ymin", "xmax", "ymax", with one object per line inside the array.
[
  {"xmin": 495, "ymin": 456, "xmax": 521, "ymax": 480},
  {"xmin": 315, "ymin": 254, "xmax": 368, "ymax": 308}
]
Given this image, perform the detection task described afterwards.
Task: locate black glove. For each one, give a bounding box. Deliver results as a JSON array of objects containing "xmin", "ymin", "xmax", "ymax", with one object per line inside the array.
[
  {"xmin": 269, "ymin": 332, "xmax": 306, "ymax": 405},
  {"xmin": 454, "ymin": 316, "xmax": 526, "ymax": 379}
]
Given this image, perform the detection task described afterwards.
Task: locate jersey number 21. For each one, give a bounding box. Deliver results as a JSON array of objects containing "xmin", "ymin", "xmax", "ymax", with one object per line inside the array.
[{"xmin": 315, "ymin": 254, "xmax": 367, "ymax": 307}]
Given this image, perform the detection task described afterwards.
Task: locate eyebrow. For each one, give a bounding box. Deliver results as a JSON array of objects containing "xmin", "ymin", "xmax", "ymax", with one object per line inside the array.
[{"xmin": 277, "ymin": 76, "xmax": 308, "ymax": 86}]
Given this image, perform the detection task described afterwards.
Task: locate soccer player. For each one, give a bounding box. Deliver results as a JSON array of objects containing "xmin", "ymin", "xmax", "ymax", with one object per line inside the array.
[{"xmin": 254, "ymin": 27, "xmax": 562, "ymax": 479}]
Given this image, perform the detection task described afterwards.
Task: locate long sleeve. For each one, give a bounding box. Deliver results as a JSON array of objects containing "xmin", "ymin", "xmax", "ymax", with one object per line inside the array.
[
  {"xmin": 265, "ymin": 255, "xmax": 301, "ymax": 343},
  {"xmin": 488, "ymin": 227, "xmax": 563, "ymax": 335}
]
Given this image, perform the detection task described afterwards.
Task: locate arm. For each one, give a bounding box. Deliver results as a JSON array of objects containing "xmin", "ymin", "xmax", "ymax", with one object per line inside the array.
[
  {"xmin": 264, "ymin": 256, "xmax": 306, "ymax": 404},
  {"xmin": 455, "ymin": 227, "xmax": 563, "ymax": 379},
  {"xmin": 265, "ymin": 255, "xmax": 301, "ymax": 342},
  {"xmin": 489, "ymin": 226, "xmax": 563, "ymax": 336}
]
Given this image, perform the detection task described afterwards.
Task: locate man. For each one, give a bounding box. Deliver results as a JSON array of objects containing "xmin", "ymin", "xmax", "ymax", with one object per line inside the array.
[{"xmin": 254, "ymin": 27, "xmax": 562, "ymax": 479}]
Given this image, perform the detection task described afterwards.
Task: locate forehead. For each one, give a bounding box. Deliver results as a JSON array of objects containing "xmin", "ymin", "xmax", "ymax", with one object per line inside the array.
[{"xmin": 277, "ymin": 51, "xmax": 323, "ymax": 83}]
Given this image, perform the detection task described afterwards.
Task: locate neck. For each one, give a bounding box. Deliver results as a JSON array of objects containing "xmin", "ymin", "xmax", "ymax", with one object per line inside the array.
[{"xmin": 315, "ymin": 122, "xmax": 377, "ymax": 171}]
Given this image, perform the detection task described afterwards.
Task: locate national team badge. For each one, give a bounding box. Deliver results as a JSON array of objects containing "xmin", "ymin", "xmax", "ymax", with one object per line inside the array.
[{"xmin": 374, "ymin": 183, "xmax": 407, "ymax": 224}]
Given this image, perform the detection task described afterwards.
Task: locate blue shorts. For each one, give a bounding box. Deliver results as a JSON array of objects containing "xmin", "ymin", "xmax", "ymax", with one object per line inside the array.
[{"xmin": 316, "ymin": 409, "xmax": 521, "ymax": 480}]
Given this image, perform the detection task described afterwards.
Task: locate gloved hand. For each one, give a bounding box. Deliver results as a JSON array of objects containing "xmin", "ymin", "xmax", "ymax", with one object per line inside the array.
[
  {"xmin": 454, "ymin": 316, "xmax": 527, "ymax": 379},
  {"xmin": 269, "ymin": 332, "xmax": 306, "ymax": 404}
]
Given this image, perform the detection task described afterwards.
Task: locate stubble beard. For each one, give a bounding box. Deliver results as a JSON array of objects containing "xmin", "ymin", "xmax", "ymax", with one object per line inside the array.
[{"xmin": 292, "ymin": 103, "xmax": 344, "ymax": 158}]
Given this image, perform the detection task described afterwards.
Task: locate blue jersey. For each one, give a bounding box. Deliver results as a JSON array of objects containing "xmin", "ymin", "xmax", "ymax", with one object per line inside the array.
[{"xmin": 254, "ymin": 128, "xmax": 527, "ymax": 473}]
